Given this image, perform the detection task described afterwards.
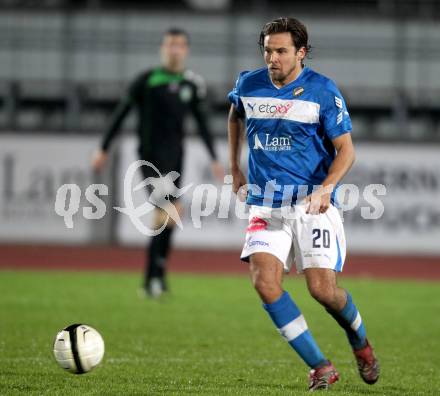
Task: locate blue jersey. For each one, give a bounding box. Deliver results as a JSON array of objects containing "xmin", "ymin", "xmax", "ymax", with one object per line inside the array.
[{"xmin": 228, "ymin": 66, "xmax": 352, "ymax": 207}]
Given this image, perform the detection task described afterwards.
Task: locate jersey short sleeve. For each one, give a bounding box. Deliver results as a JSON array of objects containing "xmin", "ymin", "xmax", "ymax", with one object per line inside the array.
[
  {"xmin": 227, "ymin": 71, "xmax": 249, "ymax": 117},
  {"xmin": 319, "ymin": 81, "xmax": 352, "ymax": 140}
]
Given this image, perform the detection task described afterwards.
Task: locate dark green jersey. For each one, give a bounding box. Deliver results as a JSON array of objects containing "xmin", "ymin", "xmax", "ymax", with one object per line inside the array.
[{"xmin": 101, "ymin": 67, "xmax": 217, "ymax": 165}]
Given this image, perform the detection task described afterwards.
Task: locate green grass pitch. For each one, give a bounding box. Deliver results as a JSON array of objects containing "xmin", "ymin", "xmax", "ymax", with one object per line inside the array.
[{"xmin": 0, "ymin": 270, "xmax": 439, "ymax": 395}]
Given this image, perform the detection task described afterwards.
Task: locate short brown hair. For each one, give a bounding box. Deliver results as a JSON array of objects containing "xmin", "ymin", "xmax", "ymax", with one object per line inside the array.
[
  {"xmin": 162, "ymin": 28, "xmax": 190, "ymax": 45},
  {"xmin": 259, "ymin": 17, "xmax": 311, "ymax": 56}
]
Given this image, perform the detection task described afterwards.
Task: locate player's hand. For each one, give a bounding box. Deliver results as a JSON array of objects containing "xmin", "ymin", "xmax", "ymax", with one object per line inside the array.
[
  {"xmin": 231, "ymin": 167, "xmax": 247, "ymax": 202},
  {"xmin": 211, "ymin": 160, "xmax": 225, "ymax": 182},
  {"xmin": 305, "ymin": 185, "xmax": 333, "ymax": 214},
  {"xmin": 91, "ymin": 149, "xmax": 108, "ymax": 173}
]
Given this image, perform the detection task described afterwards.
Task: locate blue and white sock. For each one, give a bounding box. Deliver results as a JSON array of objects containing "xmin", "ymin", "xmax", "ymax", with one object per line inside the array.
[
  {"xmin": 327, "ymin": 291, "xmax": 367, "ymax": 350},
  {"xmin": 263, "ymin": 291, "xmax": 327, "ymax": 368}
]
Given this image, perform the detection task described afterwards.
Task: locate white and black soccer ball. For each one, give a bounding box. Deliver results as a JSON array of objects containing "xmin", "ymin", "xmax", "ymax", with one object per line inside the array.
[{"xmin": 53, "ymin": 324, "xmax": 105, "ymax": 374}]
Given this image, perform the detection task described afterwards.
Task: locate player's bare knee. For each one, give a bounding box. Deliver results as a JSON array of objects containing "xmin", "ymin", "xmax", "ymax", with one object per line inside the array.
[
  {"xmin": 253, "ymin": 274, "xmax": 276, "ymax": 294},
  {"xmin": 249, "ymin": 266, "xmax": 281, "ymax": 303},
  {"xmin": 308, "ymin": 283, "xmax": 336, "ymax": 308},
  {"xmin": 248, "ymin": 253, "xmax": 283, "ymax": 303}
]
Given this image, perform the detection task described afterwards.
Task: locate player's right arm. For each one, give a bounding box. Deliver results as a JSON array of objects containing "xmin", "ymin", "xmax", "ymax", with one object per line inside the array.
[
  {"xmin": 92, "ymin": 98, "xmax": 132, "ymax": 173},
  {"xmin": 92, "ymin": 73, "xmax": 144, "ymax": 173},
  {"xmin": 227, "ymin": 71, "xmax": 249, "ymax": 198},
  {"xmin": 228, "ymin": 104, "xmax": 246, "ymax": 198}
]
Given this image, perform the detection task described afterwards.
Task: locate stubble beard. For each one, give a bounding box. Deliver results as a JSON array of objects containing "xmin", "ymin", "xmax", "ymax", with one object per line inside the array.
[{"xmin": 273, "ymin": 63, "xmax": 298, "ymax": 85}]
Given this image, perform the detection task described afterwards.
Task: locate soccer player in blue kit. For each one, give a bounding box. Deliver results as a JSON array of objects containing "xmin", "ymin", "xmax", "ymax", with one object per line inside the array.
[{"xmin": 228, "ymin": 17, "xmax": 379, "ymax": 391}]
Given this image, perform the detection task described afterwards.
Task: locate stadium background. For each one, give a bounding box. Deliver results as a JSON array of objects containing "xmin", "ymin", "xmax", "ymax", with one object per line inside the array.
[
  {"xmin": 1, "ymin": 1, "xmax": 440, "ymax": 395},
  {"xmin": 1, "ymin": 0, "xmax": 439, "ymax": 275}
]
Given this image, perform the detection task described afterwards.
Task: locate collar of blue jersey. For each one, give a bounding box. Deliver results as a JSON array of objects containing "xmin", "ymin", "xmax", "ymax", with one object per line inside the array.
[{"xmin": 266, "ymin": 66, "xmax": 309, "ymax": 90}]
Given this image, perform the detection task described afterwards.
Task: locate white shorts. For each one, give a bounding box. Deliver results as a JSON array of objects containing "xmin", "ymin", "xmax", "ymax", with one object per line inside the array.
[{"xmin": 241, "ymin": 203, "xmax": 347, "ymax": 274}]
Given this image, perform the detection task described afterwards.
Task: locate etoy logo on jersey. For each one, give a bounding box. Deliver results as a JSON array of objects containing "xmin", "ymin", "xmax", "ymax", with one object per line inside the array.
[
  {"xmin": 247, "ymin": 102, "xmax": 293, "ymax": 116},
  {"xmin": 259, "ymin": 102, "xmax": 293, "ymax": 115}
]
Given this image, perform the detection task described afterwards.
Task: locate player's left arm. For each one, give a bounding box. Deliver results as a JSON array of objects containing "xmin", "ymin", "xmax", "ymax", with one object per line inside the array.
[
  {"xmin": 189, "ymin": 79, "xmax": 224, "ymax": 181},
  {"xmin": 306, "ymin": 133, "xmax": 355, "ymax": 214},
  {"xmin": 325, "ymin": 133, "xmax": 355, "ymax": 186},
  {"xmin": 306, "ymin": 81, "xmax": 355, "ymax": 214}
]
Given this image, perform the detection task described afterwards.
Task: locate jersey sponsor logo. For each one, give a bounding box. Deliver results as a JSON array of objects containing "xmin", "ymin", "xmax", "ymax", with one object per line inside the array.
[
  {"xmin": 253, "ymin": 133, "xmax": 292, "ymax": 151},
  {"xmin": 253, "ymin": 134, "xmax": 265, "ymax": 150},
  {"xmin": 241, "ymin": 97, "xmax": 319, "ymax": 123},
  {"xmin": 248, "ymin": 240, "xmax": 269, "ymax": 247},
  {"xmin": 247, "ymin": 102, "xmax": 256, "ymax": 111}
]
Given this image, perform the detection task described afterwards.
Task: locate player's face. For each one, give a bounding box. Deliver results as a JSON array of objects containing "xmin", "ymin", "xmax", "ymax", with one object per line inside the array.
[
  {"xmin": 263, "ymin": 32, "xmax": 305, "ymax": 85},
  {"xmin": 161, "ymin": 34, "xmax": 189, "ymax": 71}
]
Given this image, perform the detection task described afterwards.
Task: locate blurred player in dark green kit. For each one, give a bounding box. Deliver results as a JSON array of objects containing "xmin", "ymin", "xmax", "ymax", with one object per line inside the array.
[{"xmin": 92, "ymin": 28, "xmax": 223, "ymax": 297}]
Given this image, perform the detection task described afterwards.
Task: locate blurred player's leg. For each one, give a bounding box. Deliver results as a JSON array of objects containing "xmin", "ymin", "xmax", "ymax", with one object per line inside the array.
[
  {"xmin": 145, "ymin": 226, "xmax": 174, "ymax": 296},
  {"xmin": 144, "ymin": 201, "xmax": 182, "ymax": 297}
]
